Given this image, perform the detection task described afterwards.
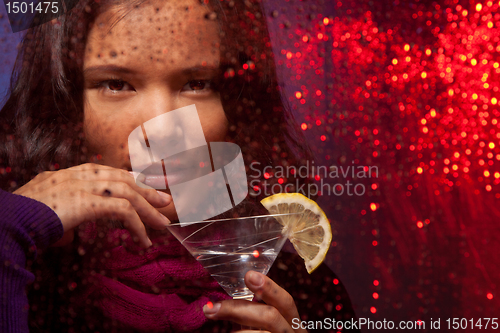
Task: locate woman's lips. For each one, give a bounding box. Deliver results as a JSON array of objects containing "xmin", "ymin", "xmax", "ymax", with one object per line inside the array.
[
  {"xmin": 139, "ymin": 165, "xmax": 209, "ymax": 189},
  {"xmin": 143, "ymin": 174, "xmax": 169, "ymax": 189}
]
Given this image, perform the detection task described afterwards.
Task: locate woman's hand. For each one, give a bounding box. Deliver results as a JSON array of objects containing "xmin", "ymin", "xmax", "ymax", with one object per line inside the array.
[
  {"xmin": 203, "ymin": 271, "xmax": 307, "ymax": 333},
  {"xmin": 13, "ymin": 163, "xmax": 172, "ymax": 248}
]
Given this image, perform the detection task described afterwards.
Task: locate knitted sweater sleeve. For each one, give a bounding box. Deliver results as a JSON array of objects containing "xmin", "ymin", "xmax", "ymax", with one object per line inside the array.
[{"xmin": 0, "ymin": 189, "xmax": 63, "ymax": 333}]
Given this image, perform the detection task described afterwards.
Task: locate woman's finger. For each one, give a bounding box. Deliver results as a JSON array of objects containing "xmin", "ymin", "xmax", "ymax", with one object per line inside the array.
[
  {"xmin": 57, "ymin": 164, "xmax": 171, "ymax": 209},
  {"xmin": 30, "ymin": 167, "xmax": 171, "ymax": 210},
  {"xmin": 74, "ymin": 191, "xmax": 152, "ymax": 248},
  {"xmin": 41, "ymin": 185, "xmax": 152, "ymax": 248},
  {"xmin": 244, "ymin": 271, "xmax": 302, "ymax": 327},
  {"xmin": 28, "ymin": 163, "xmax": 116, "ymax": 185},
  {"xmin": 203, "ymin": 299, "xmax": 294, "ymax": 333},
  {"xmin": 65, "ymin": 179, "xmax": 170, "ymax": 230}
]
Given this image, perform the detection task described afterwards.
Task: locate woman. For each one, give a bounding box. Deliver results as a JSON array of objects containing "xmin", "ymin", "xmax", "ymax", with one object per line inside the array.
[{"xmin": 0, "ymin": 0, "xmax": 358, "ymax": 331}]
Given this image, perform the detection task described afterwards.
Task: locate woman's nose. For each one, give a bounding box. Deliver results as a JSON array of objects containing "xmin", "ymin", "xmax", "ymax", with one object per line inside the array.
[
  {"xmin": 143, "ymin": 104, "xmax": 207, "ymax": 161},
  {"xmin": 128, "ymin": 104, "xmax": 208, "ymax": 174}
]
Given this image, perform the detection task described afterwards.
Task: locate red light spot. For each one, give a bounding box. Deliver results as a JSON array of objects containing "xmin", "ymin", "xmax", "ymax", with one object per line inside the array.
[
  {"xmin": 302, "ymin": 36, "xmax": 308, "ymax": 42},
  {"xmin": 417, "ymin": 221, "xmax": 424, "ymax": 228},
  {"xmin": 323, "ymin": 17, "xmax": 329, "ymax": 25},
  {"xmin": 335, "ymin": 304, "xmax": 342, "ymax": 311},
  {"xmin": 295, "ymin": 91, "xmax": 302, "ymax": 99},
  {"xmin": 316, "ymin": 90, "xmax": 322, "ymax": 96},
  {"xmin": 301, "ymin": 123, "xmax": 307, "ymax": 130},
  {"xmin": 315, "ymin": 175, "xmax": 320, "ymax": 181},
  {"xmin": 373, "ymin": 280, "xmax": 379, "ymax": 286},
  {"xmin": 253, "ymin": 186, "xmax": 259, "ymax": 192},
  {"xmin": 487, "ymin": 293, "xmax": 493, "ymax": 299},
  {"xmin": 278, "ymin": 178, "xmax": 284, "ymax": 184},
  {"xmin": 316, "ymin": 120, "xmax": 321, "ymax": 126},
  {"xmin": 320, "ymin": 135, "xmax": 326, "ymax": 141},
  {"xmin": 333, "ymin": 278, "xmax": 339, "ymax": 285},
  {"xmin": 370, "ymin": 307, "xmax": 377, "ymax": 313},
  {"xmin": 264, "ymin": 172, "xmax": 270, "ymax": 179},
  {"xmin": 370, "ymin": 203, "xmax": 377, "ymax": 211},
  {"xmin": 199, "ymin": 162, "xmax": 205, "ymax": 168},
  {"xmin": 372, "ymin": 241, "xmax": 378, "ymax": 246},
  {"xmin": 371, "ymin": 184, "xmax": 378, "ymax": 190},
  {"xmin": 372, "ymin": 292, "xmax": 379, "ymax": 299},
  {"xmin": 242, "ymin": 63, "xmax": 248, "ymax": 70},
  {"xmin": 253, "ymin": 250, "xmax": 260, "ymax": 258},
  {"xmin": 206, "ymin": 301, "xmax": 213, "ymax": 309}
]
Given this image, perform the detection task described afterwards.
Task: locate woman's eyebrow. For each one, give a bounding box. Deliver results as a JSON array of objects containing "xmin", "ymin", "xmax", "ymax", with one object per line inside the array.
[
  {"xmin": 181, "ymin": 65, "xmax": 220, "ymax": 76},
  {"xmin": 83, "ymin": 65, "xmax": 137, "ymax": 76},
  {"xmin": 82, "ymin": 64, "xmax": 220, "ymax": 77}
]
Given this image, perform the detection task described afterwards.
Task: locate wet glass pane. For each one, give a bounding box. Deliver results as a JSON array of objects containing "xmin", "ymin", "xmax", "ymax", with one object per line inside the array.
[{"xmin": 1, "ymin": 0, "xmax": 498, "ymax": 332}]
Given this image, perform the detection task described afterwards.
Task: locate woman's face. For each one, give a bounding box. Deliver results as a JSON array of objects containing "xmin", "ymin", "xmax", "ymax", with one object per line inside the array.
[{"xmin": 83, "ymin": 0, "xmax": 227, "ymax": 220}]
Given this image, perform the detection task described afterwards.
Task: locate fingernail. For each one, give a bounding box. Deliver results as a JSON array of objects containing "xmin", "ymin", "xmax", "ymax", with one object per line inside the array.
[
  {"xmin": 156, "ymin": 191, "xmax": 171, "ymax": 205},
  {"xmin": 143, "ymin": 237, "xmax": 153, "ymax": 248},
  {"xmin": 248, "ymin": 271, "xmax": 263, "ymax": 287},
  {"xmin": 203, "ymin": 302, "xmax": 221, "ymax": 315},
  {"xmin": 160, "ymin": 214, "xmax": 171, "ymax": 226},
  {"xmin": 130, "ymin": 172, "xmax": 145, "ymax": 183}
]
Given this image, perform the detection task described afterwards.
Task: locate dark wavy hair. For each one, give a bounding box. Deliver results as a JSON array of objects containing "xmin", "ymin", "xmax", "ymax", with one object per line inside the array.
[{"xmin": 0, "ymin": 0, "xmax": 311, "ymax": 194}]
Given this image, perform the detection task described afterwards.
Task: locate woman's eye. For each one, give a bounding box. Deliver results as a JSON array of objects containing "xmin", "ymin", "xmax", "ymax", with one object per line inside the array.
[
  {"xmin": 100, "ymin": 80, "xmax": 134, "ymax": 92},
  {"xmin": 183, "ymin": 80, "xmax": 212, "ymax": 92}
]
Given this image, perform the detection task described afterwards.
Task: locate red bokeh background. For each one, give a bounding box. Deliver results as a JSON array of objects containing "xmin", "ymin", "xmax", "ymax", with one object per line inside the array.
[{"xmin": 265, "ymin": 0, "xmax": 500, "ymax": 328}]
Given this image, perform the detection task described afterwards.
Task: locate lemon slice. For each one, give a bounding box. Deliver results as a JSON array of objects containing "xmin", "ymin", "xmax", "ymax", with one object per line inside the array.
[{"xmin": 260, "ymin": 193, "xmax": 332, "ymax": 274}]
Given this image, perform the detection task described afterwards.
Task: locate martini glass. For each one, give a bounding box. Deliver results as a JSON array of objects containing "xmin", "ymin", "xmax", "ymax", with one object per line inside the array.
[{"xmin": 167, "ymin": 213, "xmax": 296, "ymax": 301}]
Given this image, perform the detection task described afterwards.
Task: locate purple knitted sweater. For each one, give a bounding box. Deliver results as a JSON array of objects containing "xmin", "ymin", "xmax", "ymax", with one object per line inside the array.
[{"xmin": 0, "ymin": 189, "xmax": 63, "ymax": 333}]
